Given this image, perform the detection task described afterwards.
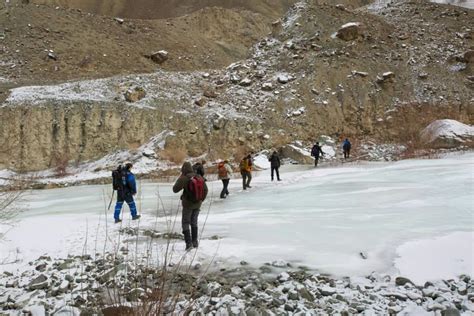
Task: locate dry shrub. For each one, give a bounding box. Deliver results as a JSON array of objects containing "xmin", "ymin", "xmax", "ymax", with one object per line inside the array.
[
  {"xmin": 159, "ymin": 147, "xmax": 187, "ymax": 165},
  {"xmin": 53, "ymin": 152, "xmax": 69, "ymax": 177}
]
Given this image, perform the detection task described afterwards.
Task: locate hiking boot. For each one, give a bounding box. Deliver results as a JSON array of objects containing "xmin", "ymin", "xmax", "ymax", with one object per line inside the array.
[
  {"xmin": 247, "ymin": 185, "xmax": 252, "ymax": 188},
  {"xmin": 132, "ymin": 215, "xmax": 141, "ymax": 220},
  {"xmin": 183, "ymin": 230, "xmax": 193, "ymax": 251},
  {"xmin": 191, "ymin": 227, "xmax": 199, "ymax": 248},
  {"xmin": 114, "ymin": 219, "xmax": 122, "ymax": 224}
]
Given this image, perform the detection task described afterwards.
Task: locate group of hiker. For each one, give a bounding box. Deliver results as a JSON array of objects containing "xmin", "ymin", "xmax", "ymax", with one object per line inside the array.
[{"xmin": 112, "ymin": 138, "xmax": 352, "ymax": 250}]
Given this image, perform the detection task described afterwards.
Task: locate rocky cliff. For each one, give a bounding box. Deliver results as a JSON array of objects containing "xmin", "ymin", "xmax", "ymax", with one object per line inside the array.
[{"xmin": 0, "ymin": 0, "xmax": 473, "ymax": 174}]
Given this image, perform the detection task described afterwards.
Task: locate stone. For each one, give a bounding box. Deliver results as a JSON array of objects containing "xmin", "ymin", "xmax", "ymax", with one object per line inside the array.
[
  {"xmin": 441, "ymin": 308, "xmax": 461, "ymax": 316},
  {"xmin": 277, "ymin": 272, "xmax": 290, "ymax": 282},
  {"xmin": 261, "ymin": 82, "xmax": 273, "ymax": 91},
  {"xmin": 35, "ymin": 263, "xmax": 47, "ymax": 272},
  {"xmin": 239, "ymin": 78, "xmax": 252, "ymax": 87},
  {"xmin": 149, "ymin": 50, "xmax": 169, "ymax": 64},
  {"xmin": 336, "ymin": 22, "xmax": 362, "ymax": 41},
  {"xmin": 420, "ymin": 119, "xmax": 474, "ymax": 148},
  {"xmin": 299, "ymin": 288, "xmax": 314, "ymax": 301},
  {"xmin": 124, "ymin": 86, "xmax": 146, "ymax": 102},
  {"xmin": 382, "ymin": 72, "xmax": 395, "ymax": 81},
  {"xmin": 47, "ymin": 52, "xmax": 57, "ymax": 60},
  {"xmin": 28, "ymin": 274, "xmax": 49, "ymax": 290},
  {"xmin": 395, "ymin": 276, "xmax": 414, "ymax": 286},
  {"xmin": 113, "ymin": 17, "xmax": 124, "ymax": 24},
  {"xmin": 203, "ymin": 89, "xmax": 217, "ymax": 98},
  {"xmin": 277, "ymin": 74, "xmax": 289, "ymax": 84},
  {"xmin": 352, "ymin": 71, "xmax": 369, "ymax": 77},
  {"xmin": 319, "ymin": 286, "xmax": 336, "ymax": 296}
]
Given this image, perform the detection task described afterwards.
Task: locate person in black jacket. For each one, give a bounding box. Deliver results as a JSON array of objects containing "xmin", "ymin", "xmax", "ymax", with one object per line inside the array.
[
  {"xmin": 268, "ymin": 151, "xmax": 281, "ymax": 181},
  {"xmin": 311, "ymin": 142, "xmax": 325, "ymax": 167}
]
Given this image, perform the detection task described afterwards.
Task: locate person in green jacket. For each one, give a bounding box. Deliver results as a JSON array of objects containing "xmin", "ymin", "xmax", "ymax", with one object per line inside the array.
[{"xmin": 173, "ymin": 161, "xmax": 208, "ymax": 250}]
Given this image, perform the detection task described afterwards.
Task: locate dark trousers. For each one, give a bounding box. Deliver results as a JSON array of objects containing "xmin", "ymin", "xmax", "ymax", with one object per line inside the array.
[
  {"xmin": 271, "ymin": 166, "xmax": 280, "ymax": 181},
  {"xmin": 314, "ymin": 156, "xmax": 320, "ymax": 166},
  {"xmin": 220, "ymin": 179, "xmax": 230, "ymax": 198},
  {"xmin": 241, "ymin": 171, "xmax": 252, "ymax": 189},
  {"xmin": 182, "ymin": 208, "xmax": 199, "ymax": 233},
  {"xmin": 344, "ymin": 149, "xmax": 350, "ymax": 159}
]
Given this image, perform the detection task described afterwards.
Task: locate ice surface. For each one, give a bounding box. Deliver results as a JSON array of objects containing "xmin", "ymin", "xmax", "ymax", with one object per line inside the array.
[{"xmin": 0, "ymin": 153, "xmax": 472, "ymax": 283}]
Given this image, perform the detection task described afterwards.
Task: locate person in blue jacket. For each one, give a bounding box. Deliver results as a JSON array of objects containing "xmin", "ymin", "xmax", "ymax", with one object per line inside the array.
[
  {"xmin": 114, "ymin": 162, "xmax": 140, "ymax": 223},
  {"xmin": 343, "ymin": 138, "xmax": 352, "ymax": 159}
]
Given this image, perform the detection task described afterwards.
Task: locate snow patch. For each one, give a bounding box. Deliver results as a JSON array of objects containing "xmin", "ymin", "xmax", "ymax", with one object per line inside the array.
[{"xmin": 395, "ymin": 232, "xmax": 474, "ymax": 285}]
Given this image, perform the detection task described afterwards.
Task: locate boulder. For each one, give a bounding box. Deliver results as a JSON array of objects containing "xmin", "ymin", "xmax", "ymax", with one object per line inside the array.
[
  {"xmin": 124, "ymin": 87, "xmax": 146, "ymax": 103},
  {"xmin": 149, "ymin": 50, "xmax": 169, "ymax": 64},
  {"xmin": 336, "ymin": 22, "xmax": 362, "ymax": 41},
  {"xmin": 280, "ymin": 144, "xmax": 314, "ymax": 164},
  {"xmin": 395, "ymin": 276, "xmax": 413, "ymax": 286},
  {"xmin": 28, "ymin": 274, "xmax": 49, "ymax": 290},
  {"xmin": 420, "ymin": 119, "xmax": 474, "ymax": 148}
]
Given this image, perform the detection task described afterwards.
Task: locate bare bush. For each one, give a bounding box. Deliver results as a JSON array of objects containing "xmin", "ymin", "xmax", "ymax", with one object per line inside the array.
[
  {"xmin": 159, "ymin": 147, "xmax": 187, "ymax": 165},
  {"xmin": 54, "ymin": 152, "xmax": 70, "ymax": 177}
]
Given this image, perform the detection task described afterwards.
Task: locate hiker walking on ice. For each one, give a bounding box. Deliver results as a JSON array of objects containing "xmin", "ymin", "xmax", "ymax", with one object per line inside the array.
[
  {"xmin": 343, "ymin": 138, "xmax": 351, "ymax": 159},
  {"xmin": 173, "ymin": 161, "xmax": 208, "ymax": 250},
  {"xmin": 217, "ymin": 160, "xmax": 233, "ymax": 199},
  {"xmin": 311, "ymin": 142, "xmax": 325, "ymax": 167},
  {"xmin": 240, "ymin": 154, "xmax": 253, "ymax": 190},
  {"xmin": 268, "ymin": 151, "xmax": 281, "ymax": 181},
  {"xmin": 113, "ymin": 163, "xmax": 140, "ymax": 223}
]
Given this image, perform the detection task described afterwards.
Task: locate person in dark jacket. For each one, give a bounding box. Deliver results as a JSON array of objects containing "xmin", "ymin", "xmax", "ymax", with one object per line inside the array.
[
  {"xmin": 268, "ymin": 151, "xmax": 281, "ymax": 181},
  {"xmin": 192, "ymin": 160, "xmax": 206, "ymax": 180},
  {"xmin": 342, "ymin": 138, "xmax": 352, "ymax": 159},
  {"xmin": 311, "ymin": 142, "xmax": 325, "ymax": 167},
  {"xmin": 173, "ymin": 161, "xmax": 209, "ymax": 250},
  {"xmin": 114, "ymin": 163, "xmax": 140, "ymax": 223}
]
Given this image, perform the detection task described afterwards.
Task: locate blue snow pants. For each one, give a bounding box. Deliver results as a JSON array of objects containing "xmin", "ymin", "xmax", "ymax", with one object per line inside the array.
[{"xmin": 114, "ymin": 192, "xmax": 137, "ymax": 220}]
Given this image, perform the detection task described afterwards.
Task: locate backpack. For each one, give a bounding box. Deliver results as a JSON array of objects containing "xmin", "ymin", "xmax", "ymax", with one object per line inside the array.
[
  {"xmin": 112, "ymin": 166, "xmax": 123, "ymax": 190},
  {"xmin": 185, "ymin": 175, "xmax": 205, "ymax": 203},
  {"xmin": 218, "ymin": 162, "xmax": 228, "ymax": 178}
]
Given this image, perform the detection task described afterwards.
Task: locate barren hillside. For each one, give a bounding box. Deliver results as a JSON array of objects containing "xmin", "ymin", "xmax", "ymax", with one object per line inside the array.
[{"xmin": 0, "ymin": 0, "xmax": 473, "ymax": 176}]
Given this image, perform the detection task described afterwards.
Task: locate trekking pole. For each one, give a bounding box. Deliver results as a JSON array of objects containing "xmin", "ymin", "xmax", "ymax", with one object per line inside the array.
[{"xmin": 107, "ymin": 190, "xmax": 115, "ymax": 211}]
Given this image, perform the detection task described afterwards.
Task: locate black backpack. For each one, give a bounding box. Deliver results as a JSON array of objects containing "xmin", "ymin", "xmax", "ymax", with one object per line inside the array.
[{"xmin": 112, "ymin": 165, "xmax": 124, "ymax": 191}]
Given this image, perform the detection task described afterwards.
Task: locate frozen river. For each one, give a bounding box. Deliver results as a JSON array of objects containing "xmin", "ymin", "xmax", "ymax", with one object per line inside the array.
[{"xmin": 0, "ymin": 153, "xmax": 473, "ymax": 284}]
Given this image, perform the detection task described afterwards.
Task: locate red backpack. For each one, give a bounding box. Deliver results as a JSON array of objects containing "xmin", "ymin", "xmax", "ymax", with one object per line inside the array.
[{"xmin": 186, "ymin": 175, "xmax": 205, "ymax": 203}]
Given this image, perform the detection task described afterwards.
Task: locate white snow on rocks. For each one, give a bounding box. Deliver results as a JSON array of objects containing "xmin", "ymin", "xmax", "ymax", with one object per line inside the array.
[{"xmin": 420, "ymin": 119, "xmax": 474, "ymax": 146}]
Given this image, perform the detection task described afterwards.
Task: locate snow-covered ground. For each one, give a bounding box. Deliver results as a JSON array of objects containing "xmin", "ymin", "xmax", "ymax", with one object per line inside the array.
[{"xmin": 0, "ymin": 153, "xmax": 472, "ymax": 284}]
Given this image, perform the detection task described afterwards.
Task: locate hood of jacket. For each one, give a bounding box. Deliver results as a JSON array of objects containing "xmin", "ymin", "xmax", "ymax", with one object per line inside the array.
[{"xmin": 181, "ymin": 162, "xmax": 194, "ymax": 175}]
